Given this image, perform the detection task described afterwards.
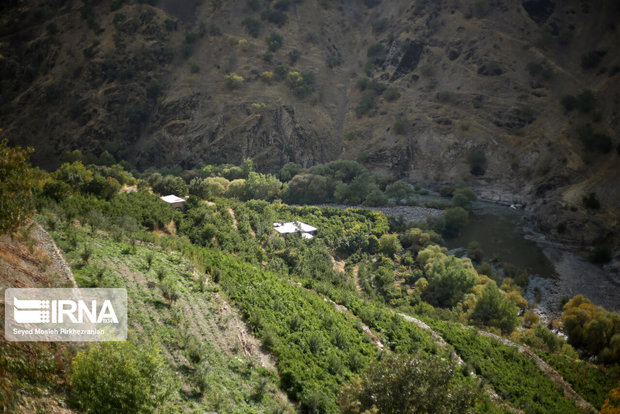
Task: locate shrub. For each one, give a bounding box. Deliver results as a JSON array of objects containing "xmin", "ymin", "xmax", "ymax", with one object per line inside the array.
[
  {"xmin": 247, "ymin": 0, "xmax": 261, "ymax": 11},
  {"xmin": 562, "ymin": 295, "xmax": 620, "ymax": 363},
  {"xmin": 590, "ymin": 245, "xmax": 612, "ymax": 264},
  {"xmin": 467, "ymin": 151, "xmax": 486, "ymax": 176},
  {"xmin": 261, "ymin": 9, "xmax": 287, "ymax": 26},
  {"xmin": 419, "ymin": 248, "xmax": 477, "ymax": 307},
  {"xmin": 146, "ymin": 80, "xmax": 161, "ymax": 100},
  {"xmin": 164, "ymin": 18, "xmax": 176, "ymax": 31},
  {"xmin": 242, "ymin": 17, "xmax": 261, "ymax": 37},
  {"xmin": 224, "ymin": 73, "xmax": 244, "ymax": 89},
  {"xmin": 378, "ymin": 234, "xmax": 401, "ymax": 258},
  {"xmin": 46, "ymin": 22, "xmax": 59, "ymax": 35},
  {"xmin": 576, "ymin": 90, "xmax": 596, "ymax": 113},
  {"xmin": 160, "ymin": 277, "xmax": 180, "ymax": 304},
  {"xmin": 578, "ymin": 124, "xmax": 612, "ymax": 153},
  {"xmin": 127, "ymin": 104, "xmax": 147, "ymax": 124},
  {"xmin": 326, "ymin": 55, "xmax": 341, "ymax": 68},
  {"xmin": 208, "ymin": 24, "xmax": 221, "ymax": 36},
  {"xmin": 581, "ymin": 50, "xmax": 606, "ymax": 70},
  {"xmin": 385, "ymin": 181, "xmax": 414, "ymax": 203},
  {"xmin": 245, "ymin": 172, "xmax": 283, "ymax": 201},
  {"xmin": 184, "ymin": 336, "xmax": 203, "ymax": 364},
  {"xmin": 266, "ymin": 32, "xmax": 283, "ymax": 52},
  {"xmin": 472, "ymin": 0, "xmax": 490, "ymax": 17},
  {"xmin": 526, "ymin": 61, "xmax": 542, "ymax": 76},
  {"xmin": 383, "ymin": 86, "xmax": 400, "ymax": 101},
  {"xmin": 355, "ymin": 94, "xmax": 376, "ymax": 117},
  {"xmin": 436, "ymin": 90, "xmax": 454, "ymax": 102},
  {"xmin": 71, "ymin": 342, "xmax": 173, "ymax": 413},
  {"xmin": 400, "ymin": 228, "xmax": 439, "ymax": 249},
  {"xmin": 363, "ymin": 189, "xmax": 388, "ymax": 207},
  {"xmin": 372, "ymin": 18, "xmax": 389, "ymax": 34},
  {"xmin": 339, "ymin": 352, "xmax": 479, "ymax": 413},
  {"xmin": 260, "ymin": 71, "xmax": 274, "ymax": 83},
  {"xmin": 420, "ymin": 64, "xmax": 434, "ymax": 76},
  {"xmin": 560, "ymin": 95, "xmax": 577, "ymax": 111},
  {"xmin": 150, "ymin": 174, "xmax": 188, "ymax": 197},
  {"xmin": 470, "ymin": 284, "xmax": 518, "ymax": 334},
  {"xmin": 366, "ymin": 43, "xmax": 386, "ymax": 65},
  {"xmin": 274, "ymin": 0, "xmax": 292, "ymax": 11},
  {"xmin": 80, "ymin": 245, "xmax": 92, "ymax": 264},
  {"xmin": 582, "ymin": 192, "xmax": 600, "ymax": 209},
  {"xmin": 443, "ymin": 207, "xmax": 469, "ymax": 237},
  {"xmin": 288, "ymin": 49, "xmax": 302, "ymax": 65},
  {"xmin": 452, "ymin": 188, "xmax": 477, "ymax": 210}
]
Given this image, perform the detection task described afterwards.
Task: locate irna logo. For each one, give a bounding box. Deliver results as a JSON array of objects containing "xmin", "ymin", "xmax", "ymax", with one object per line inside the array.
[
  {"xmin": 13, "ymin": 297, "xmax": 119, "ymax": 324},
  {"xmin": 5, "ymin": 288, "xmax": 127, "ymax": 342}
]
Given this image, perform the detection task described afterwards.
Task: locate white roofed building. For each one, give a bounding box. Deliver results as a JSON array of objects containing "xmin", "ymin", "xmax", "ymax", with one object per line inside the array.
[
  {"xmin": 273, "ymin": 221, "xmax": 317, "ymax": 239},
  {"xmin": 160, "ymin": 195, "xmax": 186, "ymax": 208}
]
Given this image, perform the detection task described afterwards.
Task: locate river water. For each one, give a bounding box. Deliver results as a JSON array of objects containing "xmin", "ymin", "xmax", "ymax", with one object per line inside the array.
[
  {"xmin": 323, "ymin": 199, "xmax": 620, "ymax": 317},
  {"xmin": 445, "ymin": 201, "xmax": 620, "ymax": 317}
]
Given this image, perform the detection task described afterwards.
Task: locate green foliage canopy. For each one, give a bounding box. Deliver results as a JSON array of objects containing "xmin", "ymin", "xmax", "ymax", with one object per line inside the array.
[
  {"xmin": 0, "ymin": 140, "xmax": 34, "ymax": 234},
  {"xmin": 71, "ymin": 342, "xmax": 173, "ymax": 413}
]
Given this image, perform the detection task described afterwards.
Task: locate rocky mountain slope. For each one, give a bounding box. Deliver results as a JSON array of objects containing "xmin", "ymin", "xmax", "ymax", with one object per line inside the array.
[{"xmin": 1, "ymin": 0, "xmax": 619, "ymax": 250}]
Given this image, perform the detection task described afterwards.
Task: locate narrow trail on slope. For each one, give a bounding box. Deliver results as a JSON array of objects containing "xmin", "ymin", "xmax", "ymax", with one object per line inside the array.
[
  {"xmin": 395, "ymin": 312, "xmax": 597, "ymax": 414},
  {"xmin": 476, "ymin": 330, "xmax": 597, "ymax": 413},
  {"xmin": 292, "ymin": 279, "xmax": 524, "ymax": 413},
  {"xmin": 394, "ymin": 312, "xmax": 524, "ymax": 414}
]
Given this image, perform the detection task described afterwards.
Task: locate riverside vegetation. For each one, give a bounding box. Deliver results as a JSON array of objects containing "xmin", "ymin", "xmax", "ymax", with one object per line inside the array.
[{"xmin": 1, "ymin": 142, "xmax": 619, "ymax": 413}]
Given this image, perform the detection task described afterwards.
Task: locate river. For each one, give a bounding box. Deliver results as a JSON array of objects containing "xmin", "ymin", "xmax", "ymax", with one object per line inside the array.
[{"xmin": 318, "ymin": 199, "xmax": 620, "ymax": 318}]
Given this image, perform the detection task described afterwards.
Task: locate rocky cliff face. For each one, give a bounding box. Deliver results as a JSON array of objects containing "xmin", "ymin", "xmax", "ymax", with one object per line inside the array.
[{"xmin": 1, "ymin": 0, "xmax": 619, "ymax": 248}]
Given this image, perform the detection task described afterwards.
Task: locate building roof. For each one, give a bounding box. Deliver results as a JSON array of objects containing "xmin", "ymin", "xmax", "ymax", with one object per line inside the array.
[
  {"xmin": 160, "ymin": 195, "xmax": 186, "ymax": 204},
  {"xmin": 273, "ymin": 221, "xmax": 317, "ymax": 234}
]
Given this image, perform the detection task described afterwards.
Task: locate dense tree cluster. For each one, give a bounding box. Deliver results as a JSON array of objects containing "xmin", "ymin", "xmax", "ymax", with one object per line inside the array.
[
  {"xmin": 562, "ymin": 295, "xmax": 620, "ymax": 363},
  {"xmin": 338, "ymin": 352, "xmax": 480, "ymax": 414}
]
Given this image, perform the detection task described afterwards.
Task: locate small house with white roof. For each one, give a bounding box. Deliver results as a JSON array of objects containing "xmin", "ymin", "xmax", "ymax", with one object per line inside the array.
[
  {"xmin": 273, "ymin": 221, "xmax": 317, "ymax": 239},
  {"xmin": 160, "ymin": 195, "xmax": 186, "ymax": 208}
]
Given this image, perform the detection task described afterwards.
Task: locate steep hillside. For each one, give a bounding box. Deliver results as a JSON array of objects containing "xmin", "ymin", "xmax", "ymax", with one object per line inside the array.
[
  {"xmin": 0, "ymin": 222, "xmax": 77, "ymax": 412},
  {"xmin": 1, "ymin": 0, "xmax": 619, "ymax": 248}
]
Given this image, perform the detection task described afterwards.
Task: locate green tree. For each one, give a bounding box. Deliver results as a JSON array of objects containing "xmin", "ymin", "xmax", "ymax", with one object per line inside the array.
[
  {"xmin": 443, "ymin": 207, "xmax": 469, "ymax": 237},
  {"xmin": 419, "ymin": 248, "xmax": 477, "ymax": 307},
  {"xmin": 385, "ymin": 180, "xmax": 414, "ymax": 204},
  {"xmin": 378, "ymin": 234, "xmax": 401, "ymax": 258},
  {"xmin": 363, "ymin": 188, "xmax": 388, "ymax": 206},
  {"xmin": 339, "ymin": 352, "xmax": 479, "ymax": 413},
  {"xmin": 452, "ymin": 187, "xmax": 477, "ymax": 210},
  {"xmin": 470, "ymin": 284, "xmax": 518, "ymax": 334},
  {"xmin": 56, "ymin": 161, "xmax": 93, "ymax": 187},
  {"xmin": 278, "ymin": 162, "xmax": 302, "ymax": 181},
  {"xmin": 562, "ymin": 295, "xmax": 620, "ymax": 363},
  {"xmin": 367, "ymin": 235, "xmax": 379, "ymax": 254},
  {"xmin": 399, "ymin": 228, "xmax": 440, "ymax": 250},
  {"xmin": 71, "ymin": 341, "xmax": 173, "ymax": 413},
  {"xmin": 151, "ymin": 174, "xmax": 188, "ymax": 197},
  {"xmin": 160, "ymin": 277, "xmax": 180, "ymax": 304},
  {"xmin": 245, "ymin": 172, "xmax": 283, "ymax": 201},
  {"xmin": 0, "ymin": 140, "xmax": 34, "ymax": 234},
  {"xmin": 284, "ymin": 173, "xmax": 332, "ymax": 204},
  {"xmin": 227, "ymin": 178, "xmax": 247, "ymax": 199}
]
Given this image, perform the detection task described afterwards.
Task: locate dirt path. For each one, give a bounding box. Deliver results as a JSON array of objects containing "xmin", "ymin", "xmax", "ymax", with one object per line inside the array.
[
  {"xmin": 352, "ymin": 264, "xmax": 362, "ymax": 292},
  {"xmin": 227, "ymin": 207, "xmax": 238, "ymax": 230},
  {"xmin": 395, "ymin": 309, "xmax": 595, "ymax": 413},
  {"xmin": 476, "ymin": 330, "xmax": 597, "ymax": 413}
]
